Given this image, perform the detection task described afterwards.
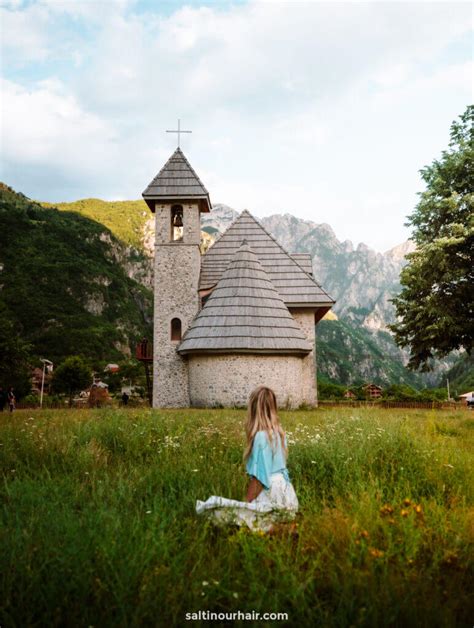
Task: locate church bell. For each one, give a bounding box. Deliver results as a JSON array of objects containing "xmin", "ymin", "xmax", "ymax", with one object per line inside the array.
[{"xmin": 172, "ymin": 207, "xmax": 183, "ymax": 227}]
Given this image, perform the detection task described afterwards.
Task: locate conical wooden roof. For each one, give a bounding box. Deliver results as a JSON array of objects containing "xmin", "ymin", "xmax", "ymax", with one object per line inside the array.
[
  {"xmin": 178, "ymin": 241, "xmax": 312, "ymax": 355},
  {"xmin": 199, "ymin": 210, "xmax": 334, "ymax": 308},
  {"xmin": 142, "ymin": 147, "xmax": 211, "ymax": 212}
]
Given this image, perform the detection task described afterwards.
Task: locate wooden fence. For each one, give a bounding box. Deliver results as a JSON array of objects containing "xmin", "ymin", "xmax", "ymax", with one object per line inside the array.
[
  {"xmin": 317, "ymin": 400, "xmax": 466, "ymax": 410},
  {"xmin": 12, "ymin": 401, "xmax": 469, "ymax": 411}
]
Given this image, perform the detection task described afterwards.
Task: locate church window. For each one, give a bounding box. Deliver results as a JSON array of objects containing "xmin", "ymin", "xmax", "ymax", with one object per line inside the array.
[
  {"xmin": 171, "ymin": 205, "xmax": 184, "ymax": 241},
  {"xmin": 171, "ymin": 318, "xmax": 182, "ymax": 341}
]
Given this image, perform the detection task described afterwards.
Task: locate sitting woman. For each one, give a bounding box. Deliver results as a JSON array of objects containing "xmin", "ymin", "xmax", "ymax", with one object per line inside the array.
[{"xmin": 196, "ymin": 386, "xmax": 299, "ymax": 532}]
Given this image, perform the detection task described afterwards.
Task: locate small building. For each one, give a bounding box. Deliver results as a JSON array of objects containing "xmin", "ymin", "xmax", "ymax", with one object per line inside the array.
[
  {"xmin": 363, "ymin": 383, "xmax": 383, "ymax": 399},
  {"xmin": 459, "ymin": 391, "xmax": 474, "ymax": 405},
  {"xmin": 88, "ymin": 381, "xmax": 110, "ymax": 408},
  {"xmin": 344, "ymin": 389, "xmax": 357, "ymax": 399}
]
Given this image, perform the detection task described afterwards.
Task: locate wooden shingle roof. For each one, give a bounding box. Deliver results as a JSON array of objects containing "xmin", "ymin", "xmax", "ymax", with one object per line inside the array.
[
  {"xmin": 291, "ymin": 253, "xmax": 313, "ymax": 276},
  {"xmin": 142, "ymin": 147, "xmax": 211, "ymax": 212},
  {"xmin": 178, "ymin": 241, "xmax": 313, "ymax": 355},
  {"xmin": 199, "ymin": 211, "xmax": 335, "ymax": 308}
]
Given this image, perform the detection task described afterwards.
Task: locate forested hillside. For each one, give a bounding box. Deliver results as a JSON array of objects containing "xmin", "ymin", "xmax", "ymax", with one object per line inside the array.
[
  {"xmin": 41, "ymin": 198, "xmax": 151, "ymax": 252},
  {"xmin": 0, "ymin": 184, "xmax": 153, "ymax": 366},
  {"xmin": 316, "ymin": 319, "xmax": 425, "ymax": 387},
  {"xmin": 443, "ymin": 353, "xmax": 474, "ymax": 395}
]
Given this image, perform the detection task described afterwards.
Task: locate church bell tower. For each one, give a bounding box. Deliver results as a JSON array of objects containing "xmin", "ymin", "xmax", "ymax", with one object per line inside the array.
[{"xmin": 142, "ymin": 147, "xmax": 211, "ymax": 407}]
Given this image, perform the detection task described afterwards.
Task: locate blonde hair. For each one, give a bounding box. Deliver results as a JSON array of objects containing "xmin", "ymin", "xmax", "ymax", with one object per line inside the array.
[{"xmin": 243, "ymin": 386, "xmax": 287, "ymax": 462}]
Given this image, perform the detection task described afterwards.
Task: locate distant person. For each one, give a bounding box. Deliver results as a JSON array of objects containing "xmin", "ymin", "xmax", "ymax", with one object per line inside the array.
[
  {"xmin": 0, "ymin": 387, "xmax": 6, "ymax": 411},
  {"xmin": 121, "ymin": 391, "xmax": 130, "ymax": 406},
  {"xmin": 196, "ymin": 386, "xmax": 299, "ymax": 533},
  {"xmin": 7, "ymin": 387, "xmax": 16, "ymax": 413}
]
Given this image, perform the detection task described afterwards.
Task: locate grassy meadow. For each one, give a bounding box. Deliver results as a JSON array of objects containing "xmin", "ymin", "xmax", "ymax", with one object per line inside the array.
[{"xmin": 0, "ymin": 407, "xmax": 473, "ymax": 627}]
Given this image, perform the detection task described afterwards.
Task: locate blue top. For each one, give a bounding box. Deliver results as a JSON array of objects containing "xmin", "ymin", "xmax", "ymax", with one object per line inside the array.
[{"xmin": 246, "ymin": 430, "xmax": 290, "ymax": 489}]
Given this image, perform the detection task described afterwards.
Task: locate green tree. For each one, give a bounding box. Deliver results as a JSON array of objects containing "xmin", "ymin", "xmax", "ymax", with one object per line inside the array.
[
  {"xmin": 390, "ymin": 106, "xmax": 474, "ymax": 370},
  {"xmin": 317, "ymin": 381, "xmax": 346, "ymax": 400},
  {"xmin": 418, "ymin": 388, "xmax": 447, "ymax": 402},
  {"xmin": 52, "ymin": 356, "xmax": 91, "ymax": 406},
  {"xmin": 383, "ymin": 384, "xmax": 419, "ymax": 401},
  {"xmin": 0, "ymin": 303, "xmax": 32, "ymax": 399}
]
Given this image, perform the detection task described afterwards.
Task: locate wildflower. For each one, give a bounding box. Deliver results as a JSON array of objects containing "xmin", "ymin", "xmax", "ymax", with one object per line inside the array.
[
  {"xmin": 202, "ymin": 581, "xmax": 209, "ymax": 587},
  {"xmin": 401, "ymin": 509, "xmax": 409, "ymax": 517},
  {"xmin": 146, "ymin": 510, "xmax": 152, "ymax": 514},
  {"xmin": 414, "ymin": 504, "xmax": 423, "ymax": 514},
  {"xmin": 233, "ymin": 592, "xmax": 239, "ymax": 599},
  {"xmin": 403, "ymin": 498, "xmax": 411, "ymax": 506},
  {"xmin": 192, "ymin": 469, "xmax": 198, "ymax": 472},
  {"xmin": 360, "ymin": 530, "xmax": 369, "ymax": 539},
  {"xmin": 380, "ymin": 504, "xmax": 394, "ymax": 516},
  {"xmin": 443, "ymin": 552, "xmax": 458, "ymax": 566},
  {"xmin": 368, "ymin": 547, "xmax": 384, "ymax": 558}
]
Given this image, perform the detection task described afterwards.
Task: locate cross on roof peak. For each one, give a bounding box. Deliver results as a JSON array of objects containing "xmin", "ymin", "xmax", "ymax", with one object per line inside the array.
[{"xmin": 166, "ymin": 119, "xmax": 192, "ymax": 148}]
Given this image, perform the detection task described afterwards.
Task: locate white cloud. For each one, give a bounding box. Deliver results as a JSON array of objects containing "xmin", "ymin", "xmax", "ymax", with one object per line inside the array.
[
  {"xmin": 1, "ymin": 78, "xmax": 115, "ymax": 166},
  {"xmin": 0, "ymin": 0, "xmax": 472, "ymax": 249},
  {"xmin": 0, "ymin": 0, "xmax": 135, "ymax": 65},
  {"xmin": 0, "ymin": 3, "xmax": 51, "ymax": 63}
]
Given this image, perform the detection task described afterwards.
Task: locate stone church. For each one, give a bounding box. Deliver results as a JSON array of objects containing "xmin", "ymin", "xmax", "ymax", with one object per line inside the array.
[{"xmin": 142, "ymin": 148, "xmax": 335, "ymax": 408}]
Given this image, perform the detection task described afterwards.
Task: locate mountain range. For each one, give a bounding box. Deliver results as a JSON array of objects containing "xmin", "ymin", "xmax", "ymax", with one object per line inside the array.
[
  {"xmin": 202, "ymin": 205, "xmax": 454, "ymax": 388},
  {"xmin": 1, "ymin": 184, "xmax": 470, "ymax": 393}
]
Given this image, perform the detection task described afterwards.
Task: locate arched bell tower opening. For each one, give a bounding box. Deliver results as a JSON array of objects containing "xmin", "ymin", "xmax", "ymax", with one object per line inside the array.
[{"xmin": 171, "ymin": 205, "xmax": 184, "ymax": 242}]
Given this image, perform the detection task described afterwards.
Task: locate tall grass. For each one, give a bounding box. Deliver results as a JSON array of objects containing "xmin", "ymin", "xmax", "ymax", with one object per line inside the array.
[{"xmin": 1, "ymin": 407, "xmax": 473, "ymax": 627}]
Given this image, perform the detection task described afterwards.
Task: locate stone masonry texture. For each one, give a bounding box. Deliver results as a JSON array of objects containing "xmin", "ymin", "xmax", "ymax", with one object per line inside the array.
[
  {"xmin": 153, "ymin": 202, "xmax": 201, "ymax": 408},
  {"xmin": 188, "ymin": 353, "xmax": 314, "ymax": 409}
]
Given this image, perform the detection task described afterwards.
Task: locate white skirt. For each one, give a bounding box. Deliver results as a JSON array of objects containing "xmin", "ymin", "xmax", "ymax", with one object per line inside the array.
[{"xmin": 196, "ymin": 473, "xmax": 299, "ymax": 532}]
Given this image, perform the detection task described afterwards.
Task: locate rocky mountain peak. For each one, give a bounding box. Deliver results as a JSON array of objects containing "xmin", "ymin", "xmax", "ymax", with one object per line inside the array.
[{"xmin": 385, "ymin": 240, "xmax": 416, "ymax": 261}]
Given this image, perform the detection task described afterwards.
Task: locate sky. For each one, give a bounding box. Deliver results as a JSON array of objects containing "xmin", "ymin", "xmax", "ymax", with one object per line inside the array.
[{"xmin": 0, "ymin": 0, "xmax": 472, "ymax": 251}]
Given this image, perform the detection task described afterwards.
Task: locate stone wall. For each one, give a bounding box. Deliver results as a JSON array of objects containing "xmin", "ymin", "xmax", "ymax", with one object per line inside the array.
[
  {"xmin": 153, "ymin": 202, "xmax": 201, "ymax": 408},
  {"xmin": 290, "ymin": 309, "xmax": 317, "ymax": 406},
  {"xmin": 188, "ymin": 354, "xmax": 312, "ymax": 408}
]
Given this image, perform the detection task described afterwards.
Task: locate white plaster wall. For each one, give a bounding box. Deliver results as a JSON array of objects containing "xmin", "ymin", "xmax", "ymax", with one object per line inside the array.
[{"xmin": 188, "ymin": 354, "xmax": 312, "ymax": 408}]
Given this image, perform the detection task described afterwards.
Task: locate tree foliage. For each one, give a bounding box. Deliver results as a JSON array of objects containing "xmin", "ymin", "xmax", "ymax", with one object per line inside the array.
[
  {"xmin": 0, "ymin": 184, "xmax": 152, "ymax": 366},
  {"xmin": 390, "ymin": 106, "xmax": 474, "ymax": 370},
  {"xmin": 52, "ymin": 356, "xmax": 92, "ymax": 405},
  {"xmin": 0, "ymin": 302, "xmax": 32, "ymax": 399}
]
